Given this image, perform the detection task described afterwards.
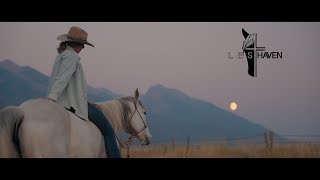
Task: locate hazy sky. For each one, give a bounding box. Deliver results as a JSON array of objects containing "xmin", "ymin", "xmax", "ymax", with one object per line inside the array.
[{"xmin": 1, "ymin": 22, "xmax": 319, "ymax": 135}]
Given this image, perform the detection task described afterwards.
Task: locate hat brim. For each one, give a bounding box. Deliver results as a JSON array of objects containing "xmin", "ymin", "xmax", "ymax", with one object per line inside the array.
[{"xmin": 57, "ymin": 34, "xmax": 95, "ymax": 47}]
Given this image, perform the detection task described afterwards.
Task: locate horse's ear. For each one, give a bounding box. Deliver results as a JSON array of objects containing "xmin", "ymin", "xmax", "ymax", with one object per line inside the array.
[
  {"xmin": 134, "ymin": 88, "xmax": 139, "ymax": 101},
  {"xmin": 242, "ymin": 28, "xmax": 250, "ymax": 39}
]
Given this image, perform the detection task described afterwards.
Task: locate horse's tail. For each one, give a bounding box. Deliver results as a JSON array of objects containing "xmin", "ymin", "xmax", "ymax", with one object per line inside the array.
[{"xmin": 0, "ymin": 106, "xmax": 24, "ymax": 158}]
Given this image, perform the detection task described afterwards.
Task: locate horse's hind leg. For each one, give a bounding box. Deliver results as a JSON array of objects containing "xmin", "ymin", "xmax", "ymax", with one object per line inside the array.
[{"xmin": 18, "ymin": 121, "xmax": 70, "ymax": 158}]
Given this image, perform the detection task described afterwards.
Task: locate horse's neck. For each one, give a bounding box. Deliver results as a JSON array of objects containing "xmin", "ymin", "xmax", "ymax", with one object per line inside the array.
[{"xmin": 96, "ymin": 100, "xmax": 125, "ymax": 134}]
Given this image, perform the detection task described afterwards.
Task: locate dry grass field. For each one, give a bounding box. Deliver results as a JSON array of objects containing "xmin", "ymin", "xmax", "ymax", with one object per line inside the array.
[{"xmin": 122, "ymin": 144, "xmax": 320, "ymax": 158}]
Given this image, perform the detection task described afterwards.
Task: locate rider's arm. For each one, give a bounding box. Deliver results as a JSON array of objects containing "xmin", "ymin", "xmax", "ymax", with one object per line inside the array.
[{"xmin": 47, "ymin": 53, "xmax": 79, "ymax": 101}]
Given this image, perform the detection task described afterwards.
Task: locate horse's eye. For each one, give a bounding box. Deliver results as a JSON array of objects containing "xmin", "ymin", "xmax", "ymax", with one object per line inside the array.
[{"xmin": 144, "ymin": 112, "xmax": 147, "ymax": 115}]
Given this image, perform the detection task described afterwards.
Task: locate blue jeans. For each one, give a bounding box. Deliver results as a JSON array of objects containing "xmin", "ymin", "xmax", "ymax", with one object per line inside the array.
[{"xmin": 87, "ymin": 102, "xmax": 121, "ymax": 158}]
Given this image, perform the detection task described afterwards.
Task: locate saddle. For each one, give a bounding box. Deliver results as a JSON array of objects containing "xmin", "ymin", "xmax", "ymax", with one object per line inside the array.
[
  {"xmin": 65, "ymin": 106, "xmax": 76, "ymax": 114},
  {"xmin": 39, "ymin": 98, "xmax": 88, "ymax": 121},
  {"xmin": 65, "ymin": 106, "xmax": 87, "ymax": 121}
]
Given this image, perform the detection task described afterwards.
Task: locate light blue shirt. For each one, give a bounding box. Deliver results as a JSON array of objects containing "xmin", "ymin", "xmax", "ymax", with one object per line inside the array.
[{"xmin": 47, "ymin": 46, "xmax": 88, "ymax": 120}]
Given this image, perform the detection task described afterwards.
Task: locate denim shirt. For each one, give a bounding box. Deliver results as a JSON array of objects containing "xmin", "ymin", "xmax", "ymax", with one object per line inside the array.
[{"xmin": 47, "ymin": 46, "xmax": 88, "ymax": 120}]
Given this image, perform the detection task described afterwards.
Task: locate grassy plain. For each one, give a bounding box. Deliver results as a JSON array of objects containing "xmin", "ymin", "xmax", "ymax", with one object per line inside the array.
[{"xmin": 122, "ymin": 144, "xmax": 320, "ymax": 158}]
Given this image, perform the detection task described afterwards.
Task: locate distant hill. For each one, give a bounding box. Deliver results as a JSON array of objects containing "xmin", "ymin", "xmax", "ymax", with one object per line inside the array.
[
  {"xmin": 0, "ymin": 59, "xmax": 282, "ymax": 144},
  {"xmin": 141, "ymin": 84, "xmax": 275, "ymax": 144},
  {"xmin": 0, "ymin": 59, "xmax": 121, "ymax": 109}
]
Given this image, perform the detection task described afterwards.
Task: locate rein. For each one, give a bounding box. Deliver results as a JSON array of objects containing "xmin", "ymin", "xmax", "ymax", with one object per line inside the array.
[
  {"xmin": 115, "ymin": 134, "xmax": 134, "ymax": 158},
  {"xmin": 95, "ymin": 100, "xmax": 147, "ymax": 158}
]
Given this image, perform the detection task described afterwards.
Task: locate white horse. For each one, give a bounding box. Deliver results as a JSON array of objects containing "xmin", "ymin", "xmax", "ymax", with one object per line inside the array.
[{"xmin": 0, "ymin": 88, "xmax": 152, "ymax": 158}]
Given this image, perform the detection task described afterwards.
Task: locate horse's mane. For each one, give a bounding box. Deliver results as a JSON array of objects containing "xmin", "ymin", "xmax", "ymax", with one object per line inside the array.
[{"xmin": 97, "ymin": 97, "xmax": 139, "ymax": 134}]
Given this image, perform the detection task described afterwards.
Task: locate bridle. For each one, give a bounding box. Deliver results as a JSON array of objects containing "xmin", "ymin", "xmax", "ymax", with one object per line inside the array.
[{"xmin": 113, "ymin": 100, "xmax": 147, "ymax": 158}]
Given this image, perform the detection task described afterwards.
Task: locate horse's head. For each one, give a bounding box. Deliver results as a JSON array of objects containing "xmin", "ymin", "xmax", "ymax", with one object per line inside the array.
[{"xmin": 118, "ymin": 88, "xmax": 152, "ymax": 146}]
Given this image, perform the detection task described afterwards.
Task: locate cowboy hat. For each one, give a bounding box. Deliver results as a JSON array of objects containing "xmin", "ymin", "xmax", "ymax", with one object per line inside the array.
[{"xmin": 57, "ymin": 26, "xmax": 94, "ymax": 47}]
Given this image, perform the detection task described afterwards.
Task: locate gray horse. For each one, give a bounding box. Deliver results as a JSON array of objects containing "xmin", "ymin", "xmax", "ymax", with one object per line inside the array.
[{"xmin": 0, "ymin": 88, "xmax": 152, "ymax": 158}]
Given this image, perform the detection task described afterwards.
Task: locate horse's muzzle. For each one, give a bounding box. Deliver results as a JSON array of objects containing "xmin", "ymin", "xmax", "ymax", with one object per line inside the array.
[{"xmin": 141, "ymin": 136, "xmax": 151, "ymax": 146}]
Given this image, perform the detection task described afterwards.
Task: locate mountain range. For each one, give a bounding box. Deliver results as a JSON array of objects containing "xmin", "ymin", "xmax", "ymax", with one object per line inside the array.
[{"xmin": 0, "ymin": 59, "xmax": 278, "ymax": 145}]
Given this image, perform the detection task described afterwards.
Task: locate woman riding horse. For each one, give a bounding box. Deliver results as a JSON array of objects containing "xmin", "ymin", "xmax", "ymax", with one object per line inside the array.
[{"xmin": 46, "ymin": 26, "xmax": 121, "ymax": 158}]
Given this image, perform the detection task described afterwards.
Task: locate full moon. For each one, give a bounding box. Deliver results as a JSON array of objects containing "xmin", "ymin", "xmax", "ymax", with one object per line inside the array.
[{"xmin": 230, "ymin": 102, "xmax": 238, "ymax": 111}]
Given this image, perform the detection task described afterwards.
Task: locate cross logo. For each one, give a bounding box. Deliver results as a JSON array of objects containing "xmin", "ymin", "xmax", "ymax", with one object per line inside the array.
[
  {"xmin": 227, "ymin": 29, "xmax": 283, "ymax": 77},
  {"xmin": 242, "ymin": 28, "xmax": 266, "ymax": 77}
]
